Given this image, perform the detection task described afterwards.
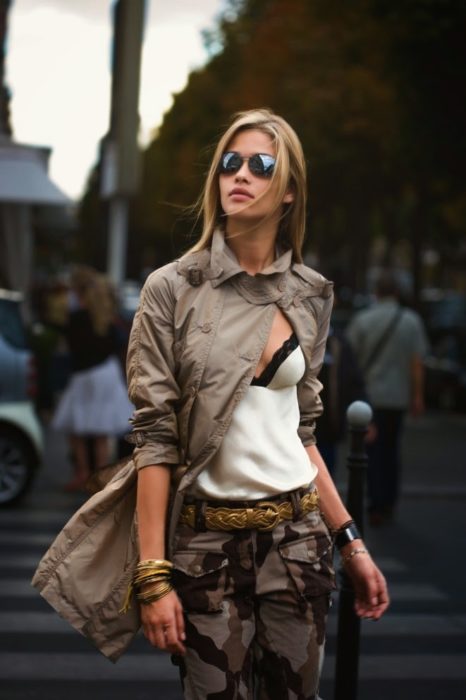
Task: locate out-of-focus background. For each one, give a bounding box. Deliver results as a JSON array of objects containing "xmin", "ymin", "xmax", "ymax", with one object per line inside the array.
[
  {"xmin": 3, "ymin": 0, "xmax": 466, "ymax": 288},
  {"xmin": 1, "ymin": 0, "xmax": 465, "ymax": 420},
  {"xmin": 0, "ymin": 1, "xmax": 465, "ymax": 699}
]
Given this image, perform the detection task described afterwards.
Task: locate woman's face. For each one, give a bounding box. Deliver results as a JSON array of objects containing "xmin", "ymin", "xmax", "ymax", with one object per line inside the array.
[{"xmin": 218, "ymin": 129, "xmax": 292, "ymax": 225}]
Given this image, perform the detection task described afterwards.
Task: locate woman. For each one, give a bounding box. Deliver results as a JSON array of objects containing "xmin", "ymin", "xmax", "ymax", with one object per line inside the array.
[
  {"xmin": 52, "ymin": 272, "xmax": 133, "ymax": 491},
  {"xmin": 126, "ymin": 109, "xmax": 389, "ymax": 699}
]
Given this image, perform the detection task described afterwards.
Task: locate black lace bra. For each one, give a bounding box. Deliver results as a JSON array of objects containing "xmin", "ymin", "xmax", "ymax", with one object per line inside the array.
[{"xmin": 251, "ymin": 332, "xmax": 299, "ymax": 387}]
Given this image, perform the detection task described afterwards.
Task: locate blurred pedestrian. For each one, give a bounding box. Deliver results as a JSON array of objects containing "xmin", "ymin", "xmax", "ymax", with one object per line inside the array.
[
  {"xmin": 346, "ymin": 270, "xmax": 429, "ymax": 525},
  {"xmin": 52, "ymin": 271, "xmax": 133, "ymax": 491},
  {"xmin": 29, "ymin": 280, "xmax": 70, "ymax": 418},
  {"xmin": 127, "ymin": 108, "xmax": 389, "ymax": 698},
  {"xmin": 316, "ymin": 324, "xmax": 367, "ymax": 476}
]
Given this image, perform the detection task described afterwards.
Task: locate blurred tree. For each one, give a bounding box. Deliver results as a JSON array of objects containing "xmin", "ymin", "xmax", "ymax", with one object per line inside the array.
[
  {"xmin": 77, "ymin": 0, "xmax": 466, "ymax": 294},
  {"xmin": 371, "ymin": 0, "xmax": 466, "ymax": 296}
]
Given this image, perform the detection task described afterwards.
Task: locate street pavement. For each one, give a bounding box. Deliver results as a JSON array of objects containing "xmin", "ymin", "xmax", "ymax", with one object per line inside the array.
[{"xmin": 0, "ymin": 410, "xmax": 465, "ymax": 699}]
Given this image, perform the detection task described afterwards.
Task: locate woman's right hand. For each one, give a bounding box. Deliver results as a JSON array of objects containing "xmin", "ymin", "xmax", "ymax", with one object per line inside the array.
[{"xmin": 140, "ymin": 589, "xmax": 186, "ymax": 655}]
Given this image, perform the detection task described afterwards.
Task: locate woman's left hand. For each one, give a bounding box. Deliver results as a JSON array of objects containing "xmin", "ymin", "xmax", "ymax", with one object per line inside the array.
[{"xmin": 342, "ymin": 548, "xmax": 389, "ymax": 620}]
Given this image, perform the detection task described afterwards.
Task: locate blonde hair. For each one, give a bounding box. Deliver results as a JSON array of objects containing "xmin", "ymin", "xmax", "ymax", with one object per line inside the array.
[
  {"xmin": 70, "ymin": 265, "xmax": 97, "ymax": 303},
  {"xmin": 188, "ymin": 109, "xmax": 307, "ymax": 262}
]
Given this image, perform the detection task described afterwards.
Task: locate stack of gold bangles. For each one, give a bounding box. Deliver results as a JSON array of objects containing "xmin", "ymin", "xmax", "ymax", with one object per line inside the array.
[{"xmin": 120, "ymin": 559, "xmax": 173, "ymax": 614}]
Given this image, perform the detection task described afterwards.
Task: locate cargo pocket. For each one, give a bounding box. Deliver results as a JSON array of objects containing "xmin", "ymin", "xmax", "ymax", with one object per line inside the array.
[
  {"xmin": 279, "ymin": 533, "xmax": 336, "ymax": 599},
  {"xmin": 172, "ymin": 551, "xmax": 228, "ymax": 613}
]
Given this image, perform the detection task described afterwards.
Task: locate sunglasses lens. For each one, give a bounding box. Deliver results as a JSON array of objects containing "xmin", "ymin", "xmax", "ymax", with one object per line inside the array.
[
  {"xmin": 220, "ymin": 152, "xmax": 242, "ymax": 174},
  {"xmin": 219, "ymin": 152, "xmax": 276, "ymax": 177},
  {"xmin": 250, "ymin": 154, "xmax": 275, "ymax": 177}
]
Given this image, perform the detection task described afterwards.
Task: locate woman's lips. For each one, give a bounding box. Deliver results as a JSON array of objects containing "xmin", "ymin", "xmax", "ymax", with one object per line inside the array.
[{"xmin": 229, "ymin": 188, "xmax": 254, "ymax": 200}]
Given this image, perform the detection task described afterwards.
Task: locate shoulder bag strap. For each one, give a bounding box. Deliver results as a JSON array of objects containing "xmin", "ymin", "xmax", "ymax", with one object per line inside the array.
[{"xmin": 362, "ymin": 307, "xmax": 403, "ymax": 373}]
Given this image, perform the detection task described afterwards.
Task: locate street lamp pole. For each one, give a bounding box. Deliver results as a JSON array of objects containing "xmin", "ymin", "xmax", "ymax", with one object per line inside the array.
[
  {"xmin": 102, "ymin": 0, "xmax": 145, "ymax": 287},
  {"xmin": 107, "ymin": 195, "xmax": 128, "ymax": 286}
]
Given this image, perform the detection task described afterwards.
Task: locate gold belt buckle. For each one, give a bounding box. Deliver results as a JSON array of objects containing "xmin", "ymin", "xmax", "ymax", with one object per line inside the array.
[{"xmin": 255, "ymin": 501, "xmax": 281, "ymax": 531}]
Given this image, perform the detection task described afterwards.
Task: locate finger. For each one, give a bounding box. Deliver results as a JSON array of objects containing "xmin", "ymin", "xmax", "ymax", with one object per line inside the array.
[
  {"xmin": 376, "ymin": 586, "xmax": 390, "ymax": 611},
  {"xmin": 354, "ymin": 599, "xmax": 373, "ymax": 618},
  {"xmin": 175, "ymin": 602, "xmax": 186, "ymax": 642},
  {"xmin": 163, "ymin": 622, "xmax": 186, "ymax": 655},
  {"xmin": 143, "ymin": 622, "xmax": 161, "ymax": 648},
  {"xmin": 154, "ymin": 625, "xmax": 168, "ymax": 650},
  {"xmin": 355, "ymin": 584, "xmax": 390, "ymax": 619},
  {"xmin": 370, "ymin": 574, "xmax": 390, "ymax": 613},
  {"xmin": 355, "ymin": 601, "xmax": 382, "ymax": 620},
  {"xmin": 360, "ymin": 570, "xmax": 385, "ymax": 609},
  {"xmin": 371, "ymin": 593, "xmax": 390, "ymax": 619},
  {"xmin": 353, "ymin": 583, "xmax": 380, "ymax": 615}
]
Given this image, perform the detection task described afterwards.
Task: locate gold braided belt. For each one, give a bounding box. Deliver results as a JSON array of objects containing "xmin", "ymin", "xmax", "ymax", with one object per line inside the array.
[{"xmin": 179, "ymin": 490, "xmax": 320, "ymax": 532}]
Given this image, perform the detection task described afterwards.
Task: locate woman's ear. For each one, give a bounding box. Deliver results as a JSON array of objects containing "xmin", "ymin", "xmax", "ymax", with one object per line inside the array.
[{"xmin": 283, "ymin": 189, "xmax": 294, "ymax": 204}]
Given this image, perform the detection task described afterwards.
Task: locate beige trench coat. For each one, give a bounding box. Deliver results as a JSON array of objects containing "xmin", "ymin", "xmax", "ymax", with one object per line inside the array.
[
  {"xmin": 127, "ymin": 230, "xmax": 333, "ymax": 554},
  {"xmin": 32, "ymin": 229, "xmax": 333, "ymax": 661},
  {"xmin": 32, "ymin": 457, "xmax": 140, "ymax": 662}
]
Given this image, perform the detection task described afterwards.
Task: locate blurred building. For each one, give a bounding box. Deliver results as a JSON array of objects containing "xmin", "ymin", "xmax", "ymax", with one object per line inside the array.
[{"xmin": 0, "ymin": 0, "xmax": 70, "ymax": 299}]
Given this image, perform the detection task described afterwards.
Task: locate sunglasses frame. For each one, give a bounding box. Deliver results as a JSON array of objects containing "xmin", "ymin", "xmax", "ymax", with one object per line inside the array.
[{"xmin": 218, "ymin": 151, "xmax": 276, "ymax": 178}]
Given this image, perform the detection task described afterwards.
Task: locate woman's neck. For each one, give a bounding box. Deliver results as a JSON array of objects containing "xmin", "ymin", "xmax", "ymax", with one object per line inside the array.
[{"xmin": 225, "ymin": 221, "xmax": 278, "ymax": 276}]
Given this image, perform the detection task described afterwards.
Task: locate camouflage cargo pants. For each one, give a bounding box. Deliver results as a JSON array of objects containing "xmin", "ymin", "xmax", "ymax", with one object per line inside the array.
[{"xmin": 171, "ymin": 499, "xmax": 336, "ymax": 699}]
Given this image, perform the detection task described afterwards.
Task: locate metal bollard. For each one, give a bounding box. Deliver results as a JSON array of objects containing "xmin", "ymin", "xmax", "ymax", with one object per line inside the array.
[{"xmin": 333, "ymin": 400, "xmax": 373, "ymax": 700}]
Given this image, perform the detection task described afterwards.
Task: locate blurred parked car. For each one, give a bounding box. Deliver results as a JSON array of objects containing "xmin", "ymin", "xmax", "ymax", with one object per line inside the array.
[
  {"xmin": 421, "ymin": 290, "xmax": 466, "ymax": 411},
  {"xmin": 0, "ymin": 289, "xmax": 43, "ymax": 505}
]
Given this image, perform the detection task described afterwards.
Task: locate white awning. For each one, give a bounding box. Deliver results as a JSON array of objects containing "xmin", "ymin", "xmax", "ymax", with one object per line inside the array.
[{"xmin": 0, "ymin": 140, "xmax": 71, "ymax": 205}]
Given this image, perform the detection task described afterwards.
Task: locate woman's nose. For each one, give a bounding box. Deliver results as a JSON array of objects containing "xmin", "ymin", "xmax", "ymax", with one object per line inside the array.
[{"xmin": 234, "ymin": 160, "xmax": 250, "ymax": 181}]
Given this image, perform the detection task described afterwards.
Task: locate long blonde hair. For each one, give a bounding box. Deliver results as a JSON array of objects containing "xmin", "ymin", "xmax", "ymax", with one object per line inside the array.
[{"xmin": 188, "ymin": 109, "xmax": 307, "ymax": 262}]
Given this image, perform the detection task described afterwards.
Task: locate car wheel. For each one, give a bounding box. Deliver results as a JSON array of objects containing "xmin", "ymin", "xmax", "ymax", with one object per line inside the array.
[{"xmin": 0, "ymin": 425, "xmax": 36, "ymax": 506}]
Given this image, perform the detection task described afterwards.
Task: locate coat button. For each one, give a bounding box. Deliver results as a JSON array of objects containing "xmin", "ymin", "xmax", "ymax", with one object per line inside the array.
[
  {"xmin": 193, "ymin": 564, "xmax": 202, "ymax": 574},
  {"xmin": 201, "ymin": 322, "xmax": 212, "ymax": 333},
  {"xmin": 187, "ymin": 268, "xmax": 203, "ymax": 286}
]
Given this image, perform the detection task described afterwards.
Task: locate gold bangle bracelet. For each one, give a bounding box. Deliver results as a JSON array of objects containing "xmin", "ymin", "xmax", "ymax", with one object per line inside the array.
[
  {"xmin": 137, "ymin": 582, "xmax": 173, "ymax": 605},
  {"xmin": 133, "ymin": 571, "xmax": 171, "ymax": 586},
  {"xmin": 134, "ymin": 576, "xmax": 172, "ymax": 591},
  {"xmin": 137, "ymin": 559, "xmax": 173, "ymax": 569},
  {"xmin": 137, "ymin": 579, "xmax": 172, "ymax": 596}
]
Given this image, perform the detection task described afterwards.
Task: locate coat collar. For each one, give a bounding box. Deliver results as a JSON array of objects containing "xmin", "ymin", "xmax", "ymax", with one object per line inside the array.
[
  {"xmin": 210, "ymin": 228, "xmax": 293, "ymax": 289},
  {"xmin": 177, "ymin": 228, "xmax": 332, "ymax": 305}
]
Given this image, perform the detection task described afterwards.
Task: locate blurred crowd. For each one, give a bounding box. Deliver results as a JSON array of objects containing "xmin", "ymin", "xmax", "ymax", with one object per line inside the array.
[
  {"xmin": 29, "ymin": 266, "xmax": 135, "ymax": 490},
  {"xmin": 30, "ymin": 267, "xmax": 133, "ymax": 417}
]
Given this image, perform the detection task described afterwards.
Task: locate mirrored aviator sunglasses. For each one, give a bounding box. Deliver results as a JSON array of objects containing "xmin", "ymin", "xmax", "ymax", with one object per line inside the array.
[{"xmin": 218, "ymin": 151, "xmax": 276, "ymax": 178}]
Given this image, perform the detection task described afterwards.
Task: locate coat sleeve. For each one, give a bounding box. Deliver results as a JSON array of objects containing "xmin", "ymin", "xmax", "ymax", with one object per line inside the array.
[
  {"xmin": 126, "ymin": 267, "xmax": 181, "ymax": 470},
  {"xmin": 297, "ymin": 289, "xmax": 334, "ymax": 447}
]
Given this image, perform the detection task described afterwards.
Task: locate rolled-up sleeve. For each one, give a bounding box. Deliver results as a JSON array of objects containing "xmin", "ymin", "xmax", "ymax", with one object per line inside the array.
[
  {"xmin": 298, "ymin": 290, "xmax": 334, "ymax": 446},
  {"xmin": 126, "ymin": 268, "xmax": 181, "ymax": 470}
]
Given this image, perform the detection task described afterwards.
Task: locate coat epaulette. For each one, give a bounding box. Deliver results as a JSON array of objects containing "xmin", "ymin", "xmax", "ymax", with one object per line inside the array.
[
  {"xmin": 176, "ymin": 250, "xmax": 221, "ymax": 287},
  {"xmin": 291, "ymin": 263, "xmax": 334, "ymax": 299}
]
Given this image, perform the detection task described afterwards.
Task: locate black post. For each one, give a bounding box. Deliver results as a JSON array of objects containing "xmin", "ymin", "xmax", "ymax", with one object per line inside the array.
[{"xmin": 333, "ymin": 400, "xmax": 372, "ymax": 700}]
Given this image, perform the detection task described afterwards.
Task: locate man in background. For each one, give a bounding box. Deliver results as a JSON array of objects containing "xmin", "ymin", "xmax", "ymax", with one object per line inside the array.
[{"xmin": 346, "ymin": 270, "xmax": 429, "ymax": 526}]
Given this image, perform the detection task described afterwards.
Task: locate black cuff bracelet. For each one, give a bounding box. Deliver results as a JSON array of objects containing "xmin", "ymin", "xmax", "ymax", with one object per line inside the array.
[{"xmin": 334, "ymin": 522, "xmax": 362, "ymax": 550}]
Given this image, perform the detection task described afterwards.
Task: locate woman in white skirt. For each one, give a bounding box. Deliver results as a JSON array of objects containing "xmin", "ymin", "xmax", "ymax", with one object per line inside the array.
[{"xmin": 52, "ymin": 273, "xmax": 133, "ymax": 491}]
